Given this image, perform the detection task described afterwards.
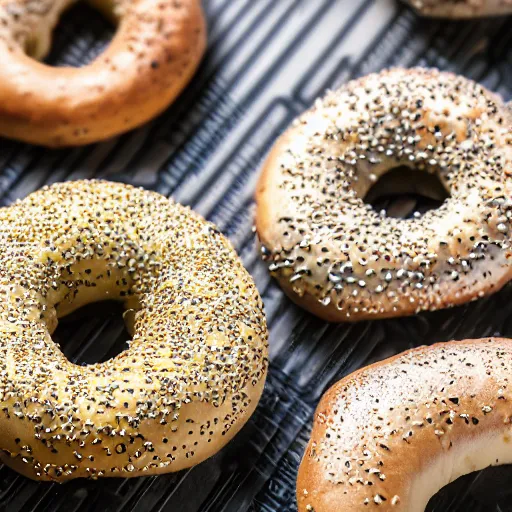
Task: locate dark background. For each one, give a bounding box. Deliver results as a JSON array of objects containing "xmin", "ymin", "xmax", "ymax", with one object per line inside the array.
[{"xmin": 0, "ymin": 1, "xmax": 511, "ymax": 510}]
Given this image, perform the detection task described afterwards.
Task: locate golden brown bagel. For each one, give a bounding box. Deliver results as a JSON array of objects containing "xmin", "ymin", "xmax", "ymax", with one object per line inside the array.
[
  {"xmin": 0, "ymin": 180, "xmax": 268, "ymax": 481},
  {"xmin": 297, "ymin": 337, "xmax": 512, "ymax": 512},
  {"xmin": 404, "ymin": 0, "xmax": 512, "ymax": 17},
  {"xmin": 255, "ymin": 68, "xmax": 512, "ymax": 322},
  {"xmin": 0, "ymin": 0, "xmax": 206, "ymax": 147}
]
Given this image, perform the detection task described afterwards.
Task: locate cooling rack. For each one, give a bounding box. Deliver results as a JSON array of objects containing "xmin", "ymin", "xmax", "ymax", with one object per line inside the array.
[{"xmin": 0, "ymin": 1, "xmax": 511, "ymax": 510}]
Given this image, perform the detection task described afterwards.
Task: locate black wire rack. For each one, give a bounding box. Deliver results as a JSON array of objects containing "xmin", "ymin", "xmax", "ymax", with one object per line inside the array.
[{"xmin": 0, "ymin": 1, "xmax": 511, "ymax": 511}]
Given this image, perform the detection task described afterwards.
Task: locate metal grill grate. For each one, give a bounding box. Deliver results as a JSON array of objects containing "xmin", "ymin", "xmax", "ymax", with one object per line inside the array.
[{"xmin": 0, "ymin": 1, "xmax": 511, "ymax": 510}]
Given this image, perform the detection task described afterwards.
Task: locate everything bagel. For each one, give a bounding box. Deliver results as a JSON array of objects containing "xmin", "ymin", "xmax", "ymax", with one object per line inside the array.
[
  {"xmin": 0, "ymin": 0, "xmax": 206, "ymax": 146},
  {"xmin": 255, "ymin": 68, "xmax": 512, "ymax": 322},
  {"xmin": 0, "ymin": 180, "xmax": 268, "ymax": 481},
  {"xmin": 297, "ymin": 337, "xmax": 512, "ymax": 512},
  {"xmin": 404, "ymin": 0, "xmax": 512, "ymax": 17}
]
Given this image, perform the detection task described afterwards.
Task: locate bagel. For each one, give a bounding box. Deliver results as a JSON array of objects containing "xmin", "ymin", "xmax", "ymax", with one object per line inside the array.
[
  {"xmin": 255, "ymin": 68, "xmax": 512, "ymax": 322},
  {"xmin": 297, "ymin": 337, "xmax": 512, "ymax": 511},
  {"xmin": 0, "ymin": 0, "xmax": 206, "ymax": 147},
  {"xmin": 404, "ymin": 0, "xmax": 512, "ymax": 17},
  {"xmin": 0, "ymin": 180, "xmax": 268, "ymax": 481}
]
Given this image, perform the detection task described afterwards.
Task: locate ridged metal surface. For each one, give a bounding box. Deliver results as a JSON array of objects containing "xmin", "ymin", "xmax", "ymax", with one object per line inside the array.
[{"xmin": 0, "ymin": 1, "xmax": 511, "ymax": 510}]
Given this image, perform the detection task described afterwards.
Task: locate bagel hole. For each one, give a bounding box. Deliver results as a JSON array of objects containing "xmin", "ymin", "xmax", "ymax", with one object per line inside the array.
[
  {"xmin": 35, "ymin": 2, "xmax": 114, "ymax": 66},
  {"xmin": 364, "ymin": 166, "xmax": 450, "ymax": 219},
  {"xmin": 52, "ymin": 300, "xmax": 132, "ymax": 365},
  {"xmin": 426, "ymin": 464, "xmax": 512, "ymax": 510}
]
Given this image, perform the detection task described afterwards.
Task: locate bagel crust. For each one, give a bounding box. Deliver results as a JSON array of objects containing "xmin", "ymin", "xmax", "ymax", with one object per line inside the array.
[
  {"xmin": 255, "ymin": 68, "xmax": 512, "ymax": 322},
  {"xmin": 298, "ymin": 337, "xmax": 512, "ymax": 512},
  {"xmin": 0, "ymin": 180, "xmax": 268, "ymax": 481},
  {"xmin": 0, "ymin": 0, "xmax": 206, "ymax": 147},
  {"xmin": 404, "ymin": 0, "xmax": 512, "ymax": 17}
]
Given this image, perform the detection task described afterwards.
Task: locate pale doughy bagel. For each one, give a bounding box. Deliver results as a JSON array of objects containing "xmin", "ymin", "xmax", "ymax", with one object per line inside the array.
[
  {"xmin": 297, "ymin": 337, "xmax": 512, "ymax": 512},
  {"xmin": 404, "ymin": 0, "xmax": 512, "ymax": 17},
  {"xmin": 255, "ymin": 68, "xmax": 512, "ymax": 322},
  {"xmin": 0, "ymin": 0, "xmax": 206, "ymax": 147},
  {"xmin": 0, "ymin": 180, "xmax": 268, "ymax": 481}
]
